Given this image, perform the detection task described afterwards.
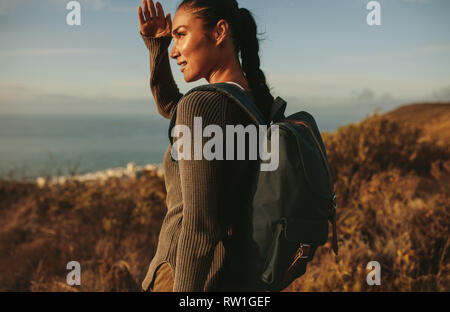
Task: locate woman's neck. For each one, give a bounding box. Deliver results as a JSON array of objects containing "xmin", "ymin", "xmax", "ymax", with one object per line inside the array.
[{"xmin": 206, "ymin": 56, "xmax": 250, "ymax": 91}]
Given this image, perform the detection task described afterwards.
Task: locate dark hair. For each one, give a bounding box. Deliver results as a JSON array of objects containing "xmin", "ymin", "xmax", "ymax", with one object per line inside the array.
[{"xmin": 177, "ymin": 0, "xmax": 274, "ymax": 122}]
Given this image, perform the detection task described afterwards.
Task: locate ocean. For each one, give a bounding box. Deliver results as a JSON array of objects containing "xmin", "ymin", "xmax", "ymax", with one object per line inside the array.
[
  {"xmin": 0, "ymin": 113, "xmax": 169, "ymax": 180},
  {"xmin": 0, "ymin": 112, "xmax": 343, "ymax": 180}
]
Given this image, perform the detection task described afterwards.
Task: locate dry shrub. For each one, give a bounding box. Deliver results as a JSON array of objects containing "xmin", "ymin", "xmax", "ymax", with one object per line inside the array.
[
  {"xmin": 286, "ymin": 167, "xmax": 449, "ymax": 291},
  {"xmin": 0, "ymin": 170, "xmax": 166, "ymax": 291},
  {"xmin": 1, "ymin": 112, "xmax": 449, "ymax": 291},
  {"xmin": 322, "ymin": 113, "xmax": 450, "ymax": 207},
  {"xmin": 283, "ymin": 113, "xmax": 450, "ymax": 291}
]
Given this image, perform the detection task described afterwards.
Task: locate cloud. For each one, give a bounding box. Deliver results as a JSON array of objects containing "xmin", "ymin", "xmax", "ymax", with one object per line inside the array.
[
  {"xmin": 355, "ymin": 0, "xmax": 435, "ymax": 6},
  {"xmin": 0, "ymin": 49, "xmax": 110, "ymax": 57},
  {"xmin": 332, "ymin": 43, "xmax": 450, "ymax": 65},
  {"xmin": 0, "ymin": 0, "xmax": 113, "ymax": 15},
  {"xmin": 0, "ymin": 0, "xmax": 26, "ymax": 15},
  {"xmin": 263, "ymin": 73, "xmax": 450, "ymax": 129},
  {"xmin": 0, "ymin": 79, "xmax": 445, "ymax": 133},
  {"xmin": 420, "ymin": 44, "xmax": 450, "ymax": 54},
  {"xmin": 400, "ymin": 0, "xmax": 433, "ymax": 4},
  {"xmin": 266, "ymin": 73, "xmax": 450, "ymax": 101},
  {"xmin": 0, "ymin": 89, "xmax": 155, "ymax": 116},
  {"xmin": 351, "ymin": 88, "xmax": 376, "ymax": 102},
  {"xmin": 80, "ymin": 0, "xmax": 112, "ymax": 11},
  {"xmin": 277, "ymin": 89, "xmax": 410, "ymax": 131},
  {"xmin": 429, "ymin": 85, "xmax": 450, "ymax": 102}
]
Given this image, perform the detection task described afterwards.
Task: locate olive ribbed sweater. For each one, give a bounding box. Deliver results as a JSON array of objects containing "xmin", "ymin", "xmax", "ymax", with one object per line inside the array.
[{"xmin": 140, "ymin": 34, "xmax": 263, "ymax": 292}]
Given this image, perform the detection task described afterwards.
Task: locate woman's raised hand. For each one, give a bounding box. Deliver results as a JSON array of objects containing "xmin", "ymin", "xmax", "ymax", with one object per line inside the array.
[{"xmin": 138, "ymin": 0, "xmax": 172, "ymax": 38}]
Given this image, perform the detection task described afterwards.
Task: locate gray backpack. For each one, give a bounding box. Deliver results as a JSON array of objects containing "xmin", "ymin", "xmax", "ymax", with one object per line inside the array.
[{"xmin": 168, "ymin": 83, "xmax": 338, "ymax": 291}]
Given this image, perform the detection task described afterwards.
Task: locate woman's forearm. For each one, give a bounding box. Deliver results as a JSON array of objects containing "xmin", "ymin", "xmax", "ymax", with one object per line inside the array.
[{"xmin": 141, "ymin": 34, "xmax": 183, "ymax": 119}]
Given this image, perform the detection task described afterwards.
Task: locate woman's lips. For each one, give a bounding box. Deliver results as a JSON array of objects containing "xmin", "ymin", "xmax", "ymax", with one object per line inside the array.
[{"xmin": 180, "ymin": 62, "xmax": 187, "ymax": 72}]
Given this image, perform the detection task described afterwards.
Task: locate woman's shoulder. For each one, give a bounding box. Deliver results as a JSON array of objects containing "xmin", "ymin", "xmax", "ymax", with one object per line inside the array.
[
  {"xmin": 176, "ymin": 85, "xmax": 255, "ymax": 126},
  {"xmin": 176, "ymin": 89, "xmax": 231, "ymax": 124}
]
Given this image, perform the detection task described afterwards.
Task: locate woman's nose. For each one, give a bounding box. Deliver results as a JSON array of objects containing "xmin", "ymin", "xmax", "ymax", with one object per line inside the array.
[{"xmin": 169, "ymin": 45, "xmax": 179, "ymax": 59}]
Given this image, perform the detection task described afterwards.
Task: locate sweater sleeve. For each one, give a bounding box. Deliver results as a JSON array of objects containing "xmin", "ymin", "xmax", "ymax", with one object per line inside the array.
[
  {"xmin": 141, "ymin": 33, "xmax": 183, "ymax": 119},
  {"xmin": 172, "ymin": 91, "xmax": 228, "ymax": 292}
]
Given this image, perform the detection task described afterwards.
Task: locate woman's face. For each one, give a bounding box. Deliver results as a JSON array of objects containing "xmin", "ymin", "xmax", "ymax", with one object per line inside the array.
[{"xmin": 170, "ymin": 7, "xmax": 218, "ymax": 82}]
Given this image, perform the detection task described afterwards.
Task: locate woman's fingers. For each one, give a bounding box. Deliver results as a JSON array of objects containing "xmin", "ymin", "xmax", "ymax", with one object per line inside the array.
[
  {"xmin": 142, "ymin": 0, "xmax": 150, "ymax": 21},
  {"xmin": 156, "ymin": 2, "xmax": 165, "ymax": 28},
  {"xmin": 149, "ymin": 0, "xmax": 157, "ymax": 18},
  {"xmin": 156, "ymin": 2, "xmax": 165, "ymax": 21},
  {"xmin": 166, "ymin": 13, "xmax": 172, "ymax": 33},
  {"xmin": 138, "ymin": 6, "xmax": 145, "ymax": 26},
  {"xmin": 139, "ymin": 0, "xmax": 172, "ymax": 37}
]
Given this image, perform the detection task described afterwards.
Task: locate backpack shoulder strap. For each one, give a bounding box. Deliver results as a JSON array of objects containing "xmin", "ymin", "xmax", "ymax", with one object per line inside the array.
[
  {"xmin": 168, "ymin": 82, "xmax": 267, "ymax": 146},
  {"xmin": 187, "ymin": 82, "xmax": 267, "ymax": 125}
]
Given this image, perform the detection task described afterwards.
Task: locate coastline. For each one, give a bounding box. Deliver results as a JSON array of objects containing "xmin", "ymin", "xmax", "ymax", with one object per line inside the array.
[{"xmin": 34, "ymin": 162, "xmax": 165, "ymax": 188}]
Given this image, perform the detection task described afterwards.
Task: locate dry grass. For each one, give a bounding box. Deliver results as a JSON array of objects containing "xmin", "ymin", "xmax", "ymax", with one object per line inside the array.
[
  {"xmin": 285, "ymin": 108, "xmax": 450, "ymax": 291},
  {"xmin": 385, "ymin": 102, "xmax": 450, "ymax": 147},
  {"xmin": 0, "ymin": 171, "xmax": 167, "ymax": 291},
  {"xmin": 0, "ymin": 103, "xmax": 449, "ymax": 291}
]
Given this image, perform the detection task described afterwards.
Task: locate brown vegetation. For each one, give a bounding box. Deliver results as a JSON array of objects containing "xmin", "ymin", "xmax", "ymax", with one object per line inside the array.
[
  {"xmin": 0, "ymin": 103, "xmax": 449, "ymax": 291},
  {"xmin": 385, "ymin": 102, "xmax": 450, "ymax": 147},
  {"xmin": 286, "ymin": 107, "xmax": 450, "ymax": 291},
  {"xmin": 0, "ymin": 171, "xmax": 167, "ymax": 291}
]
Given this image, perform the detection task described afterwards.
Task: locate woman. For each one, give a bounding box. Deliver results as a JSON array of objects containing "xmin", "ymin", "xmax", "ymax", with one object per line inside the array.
[{"xmin": 138, "ymin": 0, "xmax": 274, "ymax": 292}]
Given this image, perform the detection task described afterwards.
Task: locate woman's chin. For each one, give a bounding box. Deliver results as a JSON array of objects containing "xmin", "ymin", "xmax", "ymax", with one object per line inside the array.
[
  {"xmin": 182, "ymin": 73, "xmax": 191, "ymax": 82},
  {"xmin": 183, "ymin": 74, "xmax": 199, "ymax": 83}
]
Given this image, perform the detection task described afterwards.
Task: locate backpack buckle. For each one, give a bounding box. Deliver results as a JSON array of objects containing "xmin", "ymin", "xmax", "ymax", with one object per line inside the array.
[
  {"xmin": 290, "ymin": 243, "xmax": 310, "ymax": 265},
  {"xmin": 332, "ymin": 193, "xmax": 337, "ymax": 210},
  {"xmin": 297, "ymin": 243, "xmax": 311, "ymax": 260},
  {"xmin": 283, "ymin": 243, "xmax": 311, "ymax": 286}
]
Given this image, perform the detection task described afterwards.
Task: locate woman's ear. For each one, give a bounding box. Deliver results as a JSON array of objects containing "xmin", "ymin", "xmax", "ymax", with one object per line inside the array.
[{"xmin": 214, "ymin": 19, "xmax": 229, "ymax": 46}]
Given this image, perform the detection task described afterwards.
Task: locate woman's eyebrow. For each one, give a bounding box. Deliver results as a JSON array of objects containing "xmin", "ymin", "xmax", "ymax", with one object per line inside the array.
[{"xmin": 172, "ymin": 25, "xmax": 187, "ymax": 35}]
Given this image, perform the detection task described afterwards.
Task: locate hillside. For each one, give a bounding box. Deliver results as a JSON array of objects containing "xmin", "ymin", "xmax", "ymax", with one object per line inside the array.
[
  {"xmin": 385, "ymin": 102, "xmax": 450, "ymax": 146},
  {"xmin": 0, "ymin": 102, "xmax": 449, "ymax": 292}
]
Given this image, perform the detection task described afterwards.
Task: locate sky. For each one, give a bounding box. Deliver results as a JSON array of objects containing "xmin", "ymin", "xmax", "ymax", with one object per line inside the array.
[{"xmin": 0, "ymin": 0, "xmax": 449, "ymax": 124}]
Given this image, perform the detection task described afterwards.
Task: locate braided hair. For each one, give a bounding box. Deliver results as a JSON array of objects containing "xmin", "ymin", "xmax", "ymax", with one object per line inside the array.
[{"xmin": 177, "ymin": 0, "xmax": 274, "ymax": 122}]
